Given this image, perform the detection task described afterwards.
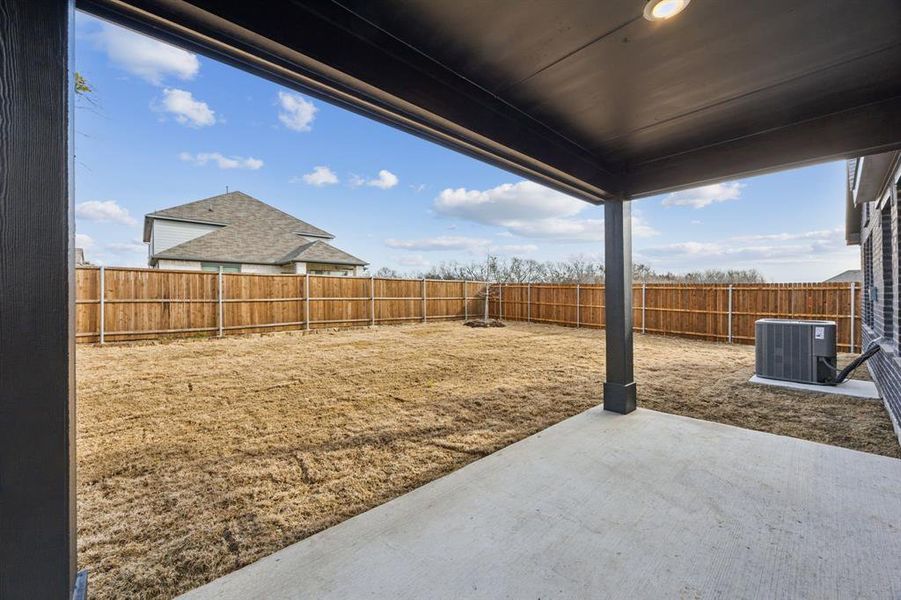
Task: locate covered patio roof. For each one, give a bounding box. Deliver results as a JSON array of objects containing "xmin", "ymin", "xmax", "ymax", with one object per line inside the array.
[{"xmin": 80, "ymin": 0, "xmax": 901, "ymax": 202}]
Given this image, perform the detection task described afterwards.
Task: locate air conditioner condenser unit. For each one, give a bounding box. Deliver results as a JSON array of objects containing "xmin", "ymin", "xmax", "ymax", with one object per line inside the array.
[{"xmin": 755, "ymin": 319, "xmax": 836, "ymax": 385}]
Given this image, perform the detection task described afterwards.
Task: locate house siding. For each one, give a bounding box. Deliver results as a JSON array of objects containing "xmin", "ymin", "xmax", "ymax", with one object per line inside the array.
[
  {"xmin": 152, "ymin": 219, "xmax": 221, "ymax": 254},
  {"xmin": 157, "ymin": 259, "xmax": 202, "ymax": 271},
  {"xmin": 859, "ymin": 157, "xmax": 901, "ymax": 444},
  {"xmin": 155, "ymin": 259, "xmax": 282, "ymax": 274}
]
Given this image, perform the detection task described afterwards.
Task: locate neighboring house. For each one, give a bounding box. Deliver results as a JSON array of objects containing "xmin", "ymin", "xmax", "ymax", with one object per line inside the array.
[
  {"xmin": 846, "ymin": 151, "xmax": 901, "ymax": 440},
  {"xmin": 143, "ymin": 191, "xmax": 367, "ymax": 275},
  {"xmin": 823, "ymin": 269, "xmax": 862, "ymax": 283}
]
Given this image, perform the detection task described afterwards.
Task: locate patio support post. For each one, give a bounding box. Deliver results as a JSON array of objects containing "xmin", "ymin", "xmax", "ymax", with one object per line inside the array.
[
  {"xmin": 603, "ymin": 197, "xmax": 637, "ymax": 414},
  {"xmin": 0, "ymin": 0, "xmax": 76, "ymax": 596}
]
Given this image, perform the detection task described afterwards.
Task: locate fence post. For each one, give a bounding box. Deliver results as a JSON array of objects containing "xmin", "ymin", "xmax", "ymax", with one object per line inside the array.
[
  {"xmin": 727, "ymin": 284, "xmax": 733, "ymax": 344},
  {"xmin": 498, "ymin": 284, "xmax": 503, "ymax": 320},
  {"xmin": 422, "ymin": 278, "xmax": 427, "ymax": 322},
  {"xmin": 576, "ymin": 284, "xmax": 581, "ymax": 328},
  {"xmin": 99, "ymin": 266, "xmax": 105, "ymax": 345},
  {"xmin": 850, "ymin": 281, "xmax": 856, "ymax": 352},
  {"xmin": 641, "ymin": 282, "xmax": 646, "ymax": 334},
  {"xmin": 370, "ymin": 276, "xmax": 376, "ymax": 326},
  {"xmin": 484, "ymin": 282, "xmax": 490, "ymax": 320},
  {"xmin": 527, "ymin": 283, "xmax": 532, "ymax": 323},
  {"xmin": 217, "ymin": 267, "xmax": 224, "ymax": 337},
  {"xmin": 304, "ymin": 273, "xmax": 310, "ymax": 330},
  {"xmin": 463, "ymin": 280, "xmax": 468, "ymax": 321}
]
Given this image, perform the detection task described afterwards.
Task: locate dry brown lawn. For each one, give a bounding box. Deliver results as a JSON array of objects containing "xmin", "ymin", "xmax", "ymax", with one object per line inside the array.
[{"xmin": 76, "ymin": 321, "xmax": 900, "ymax": 599}]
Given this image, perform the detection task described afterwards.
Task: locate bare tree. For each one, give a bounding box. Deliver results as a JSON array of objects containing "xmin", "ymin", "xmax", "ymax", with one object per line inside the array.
[{"xmin": 381, "ymin": 256, "xmax": 765, "ymax": 284}]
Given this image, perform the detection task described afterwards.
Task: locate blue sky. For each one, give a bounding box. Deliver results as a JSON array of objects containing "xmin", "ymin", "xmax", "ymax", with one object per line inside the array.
[{"xmin": 73, "ymin": 12, "xmax": 858, "ymax": 282}]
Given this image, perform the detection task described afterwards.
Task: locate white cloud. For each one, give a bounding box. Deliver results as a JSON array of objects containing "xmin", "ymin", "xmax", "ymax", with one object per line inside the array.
[
  {"xmin": 436, "ymin": 181, "xmax": 583, "ymax": 224},
  {"xmin": 158, "ymin": 89, "xmax": 216, "ymax": 127},
  {"xmin": 75, "ymin": 200, "xmax": 137, "ymax": 225},
  {"xmin": 367, "ymin": 170, "xmax": 399, "ymax": 189},
  {"xmin": 385, "ymin": 236, "xmax": 490, "ymax": 252},
  {"xmin": 104, "ymin": 240, "xmax": 147, "ymax": 254},
  {"xmin": 396, "ymin": 255, "xmax": 431, "ymax": 268},
  {"xmin": 277, "ymin": 91, "xmax": 317, "ymax": 132},
  {"xmin": 385, "ymin": 236, "xmax": 539, "ymax": 257},
  {"xmin": 348, "ymin": 174, "xmax": 365, "ymax": 188},
  {"xmin": 636, "ymin": 228, "xmax": 856, "ymax": 281},
  {"xmin": 410, "ymin": 183, "xmax": 427, "ymax": 193},
  {"xmin": 179, "ymin": 152, "xmax": 263, "ymax": 170},
  {"xmin": 75, "ymin": 233, "xmax": 94, "ymax": 249},
  {"xmin": 661, "ymin": 182, "xmax": 744, "ymax": 209},
  {"xmin": 433, "ymin": 181, "xmax": 657, "ymax": 241},
  {"xmin": 495, "ymin": 244, "xmax": 539, "ymax": 255},
  {"xmin": 298, "ymin": 166, "xmax": 339, "ymax": 186},
  {"xmin": 92, "ymin": 23, "xmax": 199, "ymax": 85}
]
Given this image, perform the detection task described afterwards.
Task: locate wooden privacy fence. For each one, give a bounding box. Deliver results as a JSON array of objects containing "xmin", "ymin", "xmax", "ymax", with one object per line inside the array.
[
  {"xmin": 76, "ymin": 267, "xmax": 487, "ymax": 344},
  {"xmin": 77, "ymin": 268, "xmax": 862, "ymax": 351},
  {"xmin": 489, "ymin": 282, "xmax": 862, "ymax": 352}
]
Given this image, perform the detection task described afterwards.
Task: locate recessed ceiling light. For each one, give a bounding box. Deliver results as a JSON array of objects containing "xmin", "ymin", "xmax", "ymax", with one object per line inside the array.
[{"xmin": 643, "ymin": 0, "xmax": 691, "ymax": 21}]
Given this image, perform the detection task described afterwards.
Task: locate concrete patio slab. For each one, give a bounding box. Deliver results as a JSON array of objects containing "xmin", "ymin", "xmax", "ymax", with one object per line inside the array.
[
  {"xmin": 749, "ymin": 375, "xmax": 881, "ymax": 399},
  {"xmin": 181, "ymin": 408, "xmax": 901, "ymax": 600}
]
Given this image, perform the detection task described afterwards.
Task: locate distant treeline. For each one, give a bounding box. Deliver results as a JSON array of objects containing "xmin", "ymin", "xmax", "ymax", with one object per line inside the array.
[{"xmin": 374, "ymin": 256, "xmax": 765, "ymax": 284}]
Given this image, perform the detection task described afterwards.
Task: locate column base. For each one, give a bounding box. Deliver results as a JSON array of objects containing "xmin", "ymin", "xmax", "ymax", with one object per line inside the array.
[{"xmin": 603, "ymin": 381, "xmax": 637, "ymax": 414}]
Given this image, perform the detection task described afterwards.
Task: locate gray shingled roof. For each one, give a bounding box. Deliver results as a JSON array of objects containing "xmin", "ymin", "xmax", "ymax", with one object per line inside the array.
[
  {"xmin": 146, "ymin": 191, "xmax": 367, "ymax": 266},
  {"xmin": 823, "ymin": 269, "xmax": 862, "ymax": 283},
  {"xmin": 144, "ymin": 191, "xmax": 333, "ymax": 240},
  {"xmin": 284, "ymin": 240, "xmax": 368, "ymax": 266}
]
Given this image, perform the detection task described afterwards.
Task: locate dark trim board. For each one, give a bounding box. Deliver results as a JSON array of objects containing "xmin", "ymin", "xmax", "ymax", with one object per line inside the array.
[
  {"xmin": 0, "ymin": 0, "xmax": 75, "ymax": 598},
  {"xmin": 627, "ymin": 95, "xmax": 901, "ymax": 198}
]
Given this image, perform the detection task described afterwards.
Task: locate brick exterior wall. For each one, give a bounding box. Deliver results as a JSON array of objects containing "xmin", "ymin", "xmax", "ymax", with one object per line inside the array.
[{"xmin": 860, "ymin": 171, "xmax": 901, "ymax": 443}]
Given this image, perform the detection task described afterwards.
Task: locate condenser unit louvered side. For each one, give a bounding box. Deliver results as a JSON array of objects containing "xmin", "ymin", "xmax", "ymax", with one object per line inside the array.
[{"xmin": 755, "ymin": 319, "xmax": 837, "ymax": 384}]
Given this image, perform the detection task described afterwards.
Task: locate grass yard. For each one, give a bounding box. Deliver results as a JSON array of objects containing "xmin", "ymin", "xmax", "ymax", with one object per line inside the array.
[{"xmin": 77, "ymin": 321, "xmax": 900, "ymax": 599}]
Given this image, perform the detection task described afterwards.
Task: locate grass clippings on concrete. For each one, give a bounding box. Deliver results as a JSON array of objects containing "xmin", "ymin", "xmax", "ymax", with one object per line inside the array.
[{"xmin": 76, "ymin": 322, "xmax": 899, "ymax": 599}]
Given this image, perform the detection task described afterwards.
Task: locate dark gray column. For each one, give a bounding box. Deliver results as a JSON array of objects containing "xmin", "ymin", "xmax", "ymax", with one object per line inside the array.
[
  {"xmin": 0, "ymin": 0, "xmax": 75, "ymax": 598},
  {"xmin": 604, "ymin": 198, "xmax": 636, "ymax": 413}
]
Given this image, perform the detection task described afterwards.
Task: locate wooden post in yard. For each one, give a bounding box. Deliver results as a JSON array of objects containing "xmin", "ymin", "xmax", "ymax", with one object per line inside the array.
[
  {"xmin": 463, "ymin": 280, "xmax": 468, "ymax": 321},
  {"xmin": 576, "ymin": 283, "xmax": 580, "ymax": 328},
  {"xmin": 641, "ymin": 282, "xmax": 646, "ymax": 334},
  {"xmin": 527, "ymin": 283, "xmax": 532, "ymax": 323},
  {"xmin": 370, "ymin": 276, "xmax": 375, "ymax": 326},
  {"xmin": 499, "ymin": 284, "xmax": 503, "ymax": 320},
  {"xmin": 217, "ymin": 267, "xmax": 224, "ymax": 337},
  {"xmin": 484, "ymin": 282, "xmax": 490, "ymax": 320},
  {"xmin": 304, "ymin": 273, "xmax": 310, "ymax": 330},
  {"xmin": 727, "ymin": 284, "xmax": 734, "ymax": 344},
  {"xmin": 99, "ymin": 266, "xmax": 106, "ymax": 344},
  {"xmin": 422, "ymin": 278, "xmax": 427, "ymax": 322}
]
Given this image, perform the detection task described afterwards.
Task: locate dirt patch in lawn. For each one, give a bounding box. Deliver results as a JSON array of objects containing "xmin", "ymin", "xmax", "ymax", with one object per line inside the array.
[{"xmin": 77, "ymin": 322, "xmax": 899, "ymax": 599}]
